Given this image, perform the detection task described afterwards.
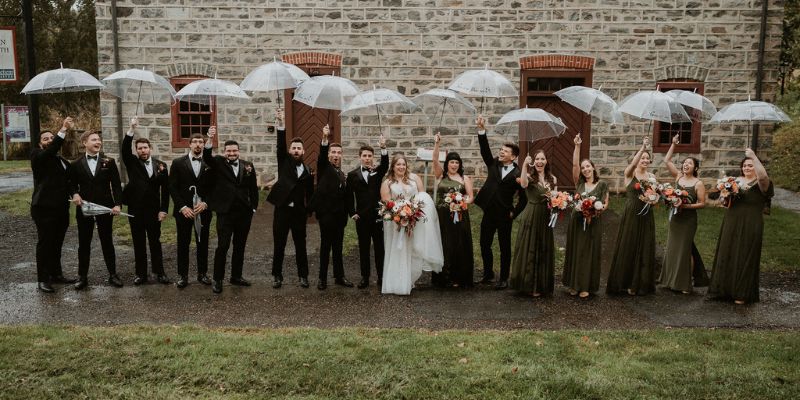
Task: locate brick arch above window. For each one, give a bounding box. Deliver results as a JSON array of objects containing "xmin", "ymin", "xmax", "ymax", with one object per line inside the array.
[
  {"xmin": 653, "ymin": 64, "xmax": 710, "ymax": 82},
  {"xmin": 282, "ymin": 52, "xmax": 342, "ymax": 67},
  {"xmin": 166, "ymin": 62, "xmax": 217, "ymax": 79},
  {"xmin": 520, "ymin": 54, "xmax": 595, "ymax": 70}
]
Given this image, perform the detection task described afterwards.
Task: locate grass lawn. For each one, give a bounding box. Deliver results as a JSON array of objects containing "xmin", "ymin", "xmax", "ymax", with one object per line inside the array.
[
  {"xmin": 0, "ymin": 326, "xmax": 797, "ymax": 399},
  {"xmin": 0, "ymin": 160, "xmax": 30, "ymax": 174}
]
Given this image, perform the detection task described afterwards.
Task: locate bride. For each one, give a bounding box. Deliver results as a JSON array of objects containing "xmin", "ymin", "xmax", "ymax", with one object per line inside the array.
[{"xmin": 380, "ymin": 154, "xmax": 443, "ymax": 295}]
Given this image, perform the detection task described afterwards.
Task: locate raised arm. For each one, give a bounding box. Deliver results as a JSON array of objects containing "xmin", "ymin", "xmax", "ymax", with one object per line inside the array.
[
  {"xmin": 571, "ymin": 133, "xmax": 582, "ymax": 185},
  {"xmin": 663, "ymin": 134, "xmax": 680, "ymax": 179},
  {"xmin": 32, "ymin": 117, "xmax": 72, "ymax": 166},
  {"xmin": 432, "ymin": 132, "xmax": 443, "ymax": 178},
  {"xmin": 275, "ymin": 109, "xmax": 287, "ymax": 165},
  {"xmin": 202, "ymin": 126, "xmax": 217, "ymax": 167},
  {"xmin": 317, "ymin": 124, "xmax": 331, "ymax": 174},
  {"xmin": 624, "ymin": 135, "xmax": 650, "ymax": 179},
  {"xmin": 120, "ymin": 117, "xmax": 138, "ymax": 167},
  {"xmin": 519, "ymin": 155, "xmax": 532, "ymax": 189},
  {"xmin": 476, "ymin": 115, "xmax": 494, "ymax": 166},
  {"xmin": 745, "ymin": 148, "xmax": 771, "ymax": 193},
  {"xmin": 375, "ymin": 134, "xmax": 389, "ymax": 178}
]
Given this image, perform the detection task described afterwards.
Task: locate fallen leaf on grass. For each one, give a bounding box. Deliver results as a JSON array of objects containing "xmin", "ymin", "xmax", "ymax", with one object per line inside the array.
[
  {"xmin": 458, "ymin": 358, "xmax": 468, "ymax": 364},
  {"xmin": 302, "ymin": 363, "xmax": 310, "ymax": 367},
  {"xmin": 457, "ymin": 342, "xmax": 465, "ymax": 348},
  {"xmin": 512, "ymin": 367, "xmax": 518, "ymax": 374},
  {"xmin": 535, "ymin": 340, "xmax": 543, "ymax": 347}
]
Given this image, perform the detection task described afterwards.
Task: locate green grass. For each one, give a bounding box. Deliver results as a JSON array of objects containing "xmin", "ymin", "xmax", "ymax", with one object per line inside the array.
[
  {"xmin": 0, "ymin": 326, "xmax": 797, "ymax": 399},
  {"xmin": 0, "ymin": 160, "xmax": 30, "ymax": 174}
]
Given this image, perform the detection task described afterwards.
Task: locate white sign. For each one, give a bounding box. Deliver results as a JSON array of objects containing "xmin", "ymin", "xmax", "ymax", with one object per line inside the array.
[
  {"xmin": 3, "ymin": 106, "xmax": 30, "ymax": 143},
  {"xmin": 416, "ymin": 148, "xmax": 446, "ymax": 162},
  {"xmin": 0, "ymin": 27, "xmax": 18, "ymax": 83}
]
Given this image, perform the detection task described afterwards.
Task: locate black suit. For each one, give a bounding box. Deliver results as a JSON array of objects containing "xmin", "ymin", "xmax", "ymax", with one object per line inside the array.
[
  {"xmin": 69, "ymin": 153, "xmax": 123, "ymax": 279},
  {"xmin": 203, "ymin": 146, "xmax": 259, "ymax": 282},
  {"xmin": 121, "ymin": 134, "xmax": 169, "ymax": 278},
  {"xmin": 30, "ymin": 134, "xmax": 70, "ymax": 283},
  {"xmin": 309, "ymin": 143, "xmax": 352, "ymax": 282},
  {"xmin": 266, "ymin": 129, "xmax": 314, "ymax": 280},
  {"xmin": 346, "ymin": 151, "xmax": 389, "ymax": 280},
  {"xmin": 169, "ymin": 153, "xmax": 213, "ymax": 279},
  {"xmin": 473, "ymin": 132, "xmax": 527, "ymax": 281}
]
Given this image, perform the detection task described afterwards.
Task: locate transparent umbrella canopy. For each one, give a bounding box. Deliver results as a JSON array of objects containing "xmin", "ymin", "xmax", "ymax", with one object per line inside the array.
[
  {"xmin": 447, "ymin": 65, "xmax": 516, "ymax": 113},
  {"xmin": 411, "ymin": 88, "xmax": 476, "ymax": 129},
  {"xmin": 240, "ymin": 58, "xmax": 310, "ymax": 105},
  {"xmin": 709, "ymin": 97, "xmax": 791, "ymax": 148},
  {"xmin": 341, "ymin": 87, "xmax": 418, "ymax": 134},
  {"xmin": 555, "ymin": 85, "xmax": 623, "ymax": 124},
  {"xmin": 292, "ymin": 75, "xmax": 360, "ymax": 110},
  {"xmin": 174, "ymin": 77, "xmax": 251, "ymax": 106},
  {"xmin": 102, "ymin": 68, "xmax": 176, "ymax": 116},
  {"xmin": 495, "ymin": 106, "xmax": 567, "ymax": 143},
  {"xmin": 665, "ymin": 89, "xmax": 717, "ymax": 120},
  {"xmin": 21, "ymin": 63, "xmax": 104, "ymax": 94}
]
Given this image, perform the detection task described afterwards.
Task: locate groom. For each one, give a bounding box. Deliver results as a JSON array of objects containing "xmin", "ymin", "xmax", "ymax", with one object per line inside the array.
[{"xmin": 474, "ymin": 115, "xmax": 527, "ymax": 289}]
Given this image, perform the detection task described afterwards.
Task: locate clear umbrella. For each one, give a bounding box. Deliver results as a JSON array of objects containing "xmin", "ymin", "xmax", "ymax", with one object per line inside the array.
[
  {"xmin": 102, "ymin": 68, "xmax": 176, "ymax": 116},
  {"xmin": 709, "ymin": 97, "xmax": 791, "ymax": 147},
  {"xmin": 341, "ymin": 87, "xmax": 418, "ymax": 133},
  {"xmin": 618, "ymin": 90, "xmax": 691, "ymax": 124},
  {"xmin": 495, "ymin": 106, "xmax": 567, "ymax": 143},
  {"xmin": 555, "ymin": 85, "xmax": 622, "ymax": 124},
  {"xmin": 447, "ymin": 65, "xmax": 516, "ymax": 113},
  {"xmin": 665, "ymin": 89, "xmax": 717, "ymax": 120},
  {"xmin": 293, "ymin": 74, "xmax": 359, "ymax": 110},
  {"xmin": 174, "ymin": 77, "xmax": 250, "ymax": 105},
  {"xmin": 411, "ymin": 88, "xmax": 476, "ymax": 129},
  {"xmin": 21, "ymin": 63, "xmax": 104, "ymax": 94},
  {"xmin": 240, "ymin": 58, "xmax": 310, "ymax": 105}
]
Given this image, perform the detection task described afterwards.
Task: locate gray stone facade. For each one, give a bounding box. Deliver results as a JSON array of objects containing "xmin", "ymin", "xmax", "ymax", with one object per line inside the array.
[{"xmin": 94, "ymin": 0, "xmax": 785, "ymax": 191}]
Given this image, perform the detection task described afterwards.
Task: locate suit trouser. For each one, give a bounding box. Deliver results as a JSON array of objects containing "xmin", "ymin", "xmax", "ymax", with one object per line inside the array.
[
  {"xmin": 479, "ymin": 207, "xmax": 513, "ymax": 281},
  {"xmin": 76, "ymin": 209, "xmax": 116, "ymax": 278},
  {"xmin": 355, "ymin": 218, "xmax": 384, "ymax": 280},
  {"xmin": 272, "ymin": 205, "xmax": 309, "ymax": 279},
  {"xmin": 318, "ymin": 216, "xmax": 346, "ymax": 281},
  {"xmin": 175, "ymin": 210, "xmax": 212, "ymax": 278},
  {"xmin": 128, "ymin": 207, "xmax": 164, "ymax": 278},
  {"xmin": 213, "ymin": 209, "xmax": 253, "ymax": 282},
  {"xmin": 31, "ymin": 205, "xmax": 69, "ymax": 282}
]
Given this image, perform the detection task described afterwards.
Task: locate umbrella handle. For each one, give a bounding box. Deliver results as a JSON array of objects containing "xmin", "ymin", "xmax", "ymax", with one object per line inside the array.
[{"xmin": 135, "ymin": 80, "xmax": 143, "ymax": 117}]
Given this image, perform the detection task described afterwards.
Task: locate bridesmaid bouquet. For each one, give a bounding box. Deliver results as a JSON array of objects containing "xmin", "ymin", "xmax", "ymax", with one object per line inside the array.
[
  {"xmin": 443, "ymin": 188, "xmax": 468, "ymax": 224},
  {"xmin": 633, "ymin": 177, "xmax": 663, "ymax": 215},
  {"xmin": 545, "ymin": 190, "xmax": 574, "ymax": 228},
  {"xmin": 716, "ymin": 177, "xmax": 749, "ymax": 207},
  {"xmin": 378, "ymin": 195, "xmax": 426, "ymax": 236},
  {"xmin": 661, "ymin": 183, "xmax": 692, "ymax": 220},
  {"xmin": 573, "ymin": 193, "xmax": 604, "ymax": 231}
]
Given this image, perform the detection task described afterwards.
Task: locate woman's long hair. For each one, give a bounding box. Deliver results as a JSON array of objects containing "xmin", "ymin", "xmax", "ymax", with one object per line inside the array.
[
  {"xmin": 530, "ymin": 149, "xmax": 556, "ymax": 188},
  {"xmin": 441, "ymin": 152, "xmax": 464, "ymax": 178},
  {"xmin": 386, "ymin": 154, "xmax": 411, "ymax": 184}
]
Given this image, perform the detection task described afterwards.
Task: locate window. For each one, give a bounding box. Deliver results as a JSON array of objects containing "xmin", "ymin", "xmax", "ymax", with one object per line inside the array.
[
  {"xmin": 170, "ymin": 75, "xmax": 217, "ymax": 148},
  {"xmin": 652, "ymin": 80, "xmax": 703, "ymax": 154}
]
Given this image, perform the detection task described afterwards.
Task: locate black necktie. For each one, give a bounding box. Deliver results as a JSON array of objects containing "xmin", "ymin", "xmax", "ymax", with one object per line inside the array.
[{"xmin": 87, "ymin": 155, "xmax": 98, "ymax": 160}]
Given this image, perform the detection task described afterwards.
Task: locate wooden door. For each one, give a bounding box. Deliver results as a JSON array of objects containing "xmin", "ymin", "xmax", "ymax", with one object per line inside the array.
[
  {"xmin": 520, "ymin": 71, "xmax": 592, "ymax": 190},
  {"xmin": 284, "ymin": 65, "xmax": 341, "ymax": 173}
]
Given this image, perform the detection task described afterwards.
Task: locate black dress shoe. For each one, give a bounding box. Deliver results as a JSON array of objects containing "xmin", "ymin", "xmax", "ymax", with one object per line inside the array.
[
  {"xmin": 212, "ymin": 280, "xmax": 223, "ymax": 294},
  {"xmin": 133, "ymin": 276, "xmax": 147, "ymax": 285},
  {"xmin": 108, "ymin": 274, "xmax": 124, "ymax": 288},
  {"xmin": 176, "ymin": 277, "xmax": 188, "ymax": 289},
  {"xmin": 476, "ymin": 276, "xmax": 494, "ymax": 285},
  {"xmin": 494, "ymin": 280, "xmax": 508, "ymax": 290},
  {"xmin": 156, "ymin": 274, "xmax": 171, "ymax": 284},
  {"xmin": 357, "ymin": 278, "xmax": 369, "ymax": 289},
  {"xmin": 74, "ymin": 278, "xmax": 88, "ymax": 291},
  {"xmin": 37, "ymin": 282, "xmax": 55, "ymax": 293},
  {"xmin": 272, "ymin": 275, "xmax": 283, "ymax": 289},
  {"xmin": 335, "ymin": 278, "xmax": 354, "ymax": 288},
  {"xmin": 317, "ymin": 280, "xmax": 327, "ymax": 290},
  {"xmin": 299, "ymin": 277, "xmax": 309, "ymax": 288},
  {"xmin": 52, "ymin": 275, "xmax": 78, "ymax": 284},
  {"xmin": 197, "ymin": 274, "xmax": 212, "ymax": 285},
  {"xmin": 229, "ymin": 278, "xmax": 251, "ymax": 287}
]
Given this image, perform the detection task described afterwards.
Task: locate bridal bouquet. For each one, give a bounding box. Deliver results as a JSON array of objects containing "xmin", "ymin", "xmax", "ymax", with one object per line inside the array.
[
  {"xmin": 544, "ymin": 190, "xmax": 574, "ymax": 228},
  {"xmin": 443, "ymin": 188, "xmax": 468, "ymax": 224},
  {"xmin": 716, "ymin": 176, "xmax": 749, "ymax": 207},
  {"xmin": 573, "ymin": 192, "xmax": 604, "ymax": 230},
  {"xmin": 661, "ymin": 183, "xmax": 692, "ymax": 220},
  {"xmin": 378, "ymin": 195, "xmax": 426, "ymax": 236},
  {"xmin": 633, "ymin": 176, "xmax": 663, "ymax": 215}
]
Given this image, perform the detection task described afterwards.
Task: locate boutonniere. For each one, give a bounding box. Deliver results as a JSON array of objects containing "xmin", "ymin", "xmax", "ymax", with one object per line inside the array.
[
  {"xmin": 100, "ymin": 158, "xmax": 110, "ymax": 169},
  {"xmin": 158, "ymin": 163, "xmax": 166, "ymax": 173},
  {"xmin": 244, "ymin": 164, "xmax": 253, "ymax": 176}
]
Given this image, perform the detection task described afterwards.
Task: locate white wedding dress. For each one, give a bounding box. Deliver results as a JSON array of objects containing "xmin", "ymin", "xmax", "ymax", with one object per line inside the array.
[{"xmin": 382, "ymin": 176, "xmax": 444, "ymax": 295}]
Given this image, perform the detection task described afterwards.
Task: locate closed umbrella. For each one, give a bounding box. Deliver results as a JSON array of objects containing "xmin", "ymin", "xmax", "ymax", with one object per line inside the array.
[
  {"xmin": 411, "ymin": 88, "xmax": 476, "ymax": 129},
  {"xmin": 102, "ymin": 68, "xmax": 176, "ymax": 116},
  {"xmin": 189, "ymin": 185, "xmax": 203, "ymax": 238},
  {"xmin": 341, "ymin": 87, "xmax": 418, "ymax": 133},
  {"xmin": 495, "ymin": 106, "xmax": 567, "ymax": 143},
  {"xmin": 21, "ymin": 63, "xmax": 104, "ymax": 94},
  {"xmin": 73, "ymin": 200, "xmax": 134, "ymax": 218},
  {"xmin": 448, "ymin": 65, "xmax": 516, "ymax": 113}
]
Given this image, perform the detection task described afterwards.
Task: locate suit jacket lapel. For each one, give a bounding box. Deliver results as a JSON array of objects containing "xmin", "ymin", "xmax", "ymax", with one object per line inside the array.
[{"xmin": 80, "ymin": 156, "xmax": 93, "ymax": 179}]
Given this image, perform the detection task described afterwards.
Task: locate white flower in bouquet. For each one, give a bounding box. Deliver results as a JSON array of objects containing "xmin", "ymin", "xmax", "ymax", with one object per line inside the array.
[
  {"xmin": 575, "ymin": 203, "xmax": 583, "ymax": 212},
  {"xmin": 593, "ymin": 201, "xmax": 604, "ymax": 210},
  {"xmin": 455, "ymin": 193, "xmax": 463, "ymax": 202},
  {"xmin": 444, "ymin": 196, "xmax": 452, "ymax": 203}
]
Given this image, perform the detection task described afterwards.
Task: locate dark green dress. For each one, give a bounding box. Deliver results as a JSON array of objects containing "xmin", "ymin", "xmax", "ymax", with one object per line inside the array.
[
  {"xmin": 606, "ymin": 177, "xmax": 656, "ymax": 295},
  {"xmin": 436, "ymin": 176, "xmax": 474, "ymax": 288},
  {"xmin": 709, "ymin": 180, "xmax": 774, "ymax": 303},
  {"xmin": 562, "ymin": 180, "xmax": 609, "ymax": 294},
  {"xmin": 658, "ymin": 183, "xmax": 698, "ymax": 292},
  {"xmin": 510, "ymin": 183, "xmax": 554, "ymax": 294}
]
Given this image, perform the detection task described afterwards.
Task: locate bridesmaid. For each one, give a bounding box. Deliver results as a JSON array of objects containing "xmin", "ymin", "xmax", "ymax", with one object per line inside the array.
[
  {"xmin": 510, "ymin": 150, "xmax": 556, "ymax": 297},
  {"xmin": 562, "ymin": 133, "xmax": 609, "ymax": 298},
  {"xmin": 432, "ymin": 132, "xmax": 475, "ymax": 288},
  {"xmin": 709, "ymin": 149, "xmax": 773, "ymax": 305},
  {"xmin": 606, "ymin": 136, "xmax": 657, "ymax": 296},
  {"xmin": 658, "ymin": 134, "xmax": 706, "ymax": 294}
]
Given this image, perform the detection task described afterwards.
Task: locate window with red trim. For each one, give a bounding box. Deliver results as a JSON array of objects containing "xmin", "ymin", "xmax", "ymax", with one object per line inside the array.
[
  {"xmin": 652, "ymin": 80, "xmax": 703, "ymax": 154},
  {"xmin": 171, "ymin": 75, "xmax": 217, "ymax": 148}
]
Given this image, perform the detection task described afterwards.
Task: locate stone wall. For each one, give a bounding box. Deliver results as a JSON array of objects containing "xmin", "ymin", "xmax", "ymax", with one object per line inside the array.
[{"xmin": 94, "ymin": 0, "xmax": 785, "ymax": 192}]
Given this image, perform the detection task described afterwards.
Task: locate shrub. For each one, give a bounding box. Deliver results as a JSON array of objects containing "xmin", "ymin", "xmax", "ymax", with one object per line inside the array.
[{"xmin": 770, "ymin": 120, "xmax": 800, "ymax": 191}]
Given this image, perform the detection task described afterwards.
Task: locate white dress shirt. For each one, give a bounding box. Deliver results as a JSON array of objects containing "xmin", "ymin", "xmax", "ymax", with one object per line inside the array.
[{"xmin": 87, "ymin": 154, "xmax": 99, "ymax": 176}]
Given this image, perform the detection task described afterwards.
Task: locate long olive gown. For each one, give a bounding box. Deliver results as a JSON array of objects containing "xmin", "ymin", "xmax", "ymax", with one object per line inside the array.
[
  {"xmin": 709, "ymin": 180, "xmax": 774, "ymax": 303},
  {"xmin": 658, "ymin": 183, "xmax": 698, "ymax": 292},
  {"xmin": 435, "ymin": 176, "xmax": 474, "ymax": 288},
  {"xmin": 606, "ymin": 177, "xmax": 657, "ymax": 295},
  {"xmin": 562, "ymin": 180, "xmax": 609, "ymax": 294},
  {"xmin": 510, "ymin": 183, "xmax": 554, "ymax": 295}
]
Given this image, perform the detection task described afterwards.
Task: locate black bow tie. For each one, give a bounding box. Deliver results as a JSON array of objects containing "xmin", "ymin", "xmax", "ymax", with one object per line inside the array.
[
  {"xmin": 228, "ymin": 160, "xmax": 238, "ymax": 166},
  {"xmin": 192, "ymin": 157, "xmax": 202, "ymax": 162},
  {"xmin": 503, "ymin": 165, "xmax": 512, "ymax": 170},
  {"xmin": 361, "ymin": 167, "xmax": 371, "ymax": 173},
  {"xmin": 142, "ymin": 159, "xmax": 151, "ymax": 165},
  {"xmin": 87, "ymin": 155, "xmax": 98, "ymax": 160}
]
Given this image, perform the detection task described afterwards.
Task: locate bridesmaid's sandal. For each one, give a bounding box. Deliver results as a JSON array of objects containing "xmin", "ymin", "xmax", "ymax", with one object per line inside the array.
[
  {"xmin": 579, "ymin": 291, "xmax": 590, "ymax": 298},
  {"xmin": 734, "ymin": 299, "xmax": 746, "ymax": 305},
  {"xmin": 532, "ymin": 292, "xmax": 541, "ymax": 298},
  {"xmin": 681, "ymin": 290, "xmax": 691, "ymax": 295},
  {"xmin": 568, "ymin": 289, "xmax": 577, "ymax": 296},
  {"xmin": 627, "ymin": 289, "xmax": 637, "ymax": 296}
]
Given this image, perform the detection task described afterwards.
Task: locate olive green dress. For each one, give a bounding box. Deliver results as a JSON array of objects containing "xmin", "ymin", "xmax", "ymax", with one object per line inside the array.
[
  {"xmin": 510, "ymin": 183, "xmax": 554, "ymax": 295},
  {"xmin": 435, "ymin": 176, "xmax": 474, "ymax": 288},
  {"xmin": 658, "ymin": 183, "xmax": 698, "ymax": 292},
  {"xmin": 606, "ymin": 177, "xmax": 657, "ymax": 295},
  {"xmin": 562, "ymin": 180, "xmax": 609, "ymax": 294},
  {"xmin": 709, "ymin": 180, "xmax": 774, "ymax": 303}
]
